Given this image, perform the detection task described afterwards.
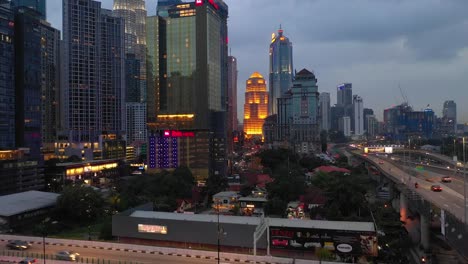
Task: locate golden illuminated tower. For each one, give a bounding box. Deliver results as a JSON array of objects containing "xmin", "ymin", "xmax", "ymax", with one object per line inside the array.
[{"xmin": 243, "ymin": 72, "xmax": 268, "ymax": 138}]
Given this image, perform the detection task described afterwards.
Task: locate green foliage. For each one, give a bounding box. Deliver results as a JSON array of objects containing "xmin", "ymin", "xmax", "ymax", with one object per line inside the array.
[
  {"xmin": 299, "ymin": 155, "xmax": 325, "ymax": 171},
  {"xmin": 56, "ymin": 185, "xmax": 105, "ymax": 224},
  {"xmin": 118, "ymin": 166, "xmax": 196, "ymax": 210},
  {"xmin": 257, "ymin": 148, "xmax": 298, "ymax": 172},
  {"xmin": 98, "ymin": 217, "xmax": 113, "ymax": 240},
  {"xmin": 328, "ymin": 130, "xmax": 348, "ymax": 143},
  {"xmin": 205, "ymin": 173, "xmax": 228, "ymax": 198},
  {"xmin": 264, "ymin": 197, "xmax": 287, "ymax": 216}
]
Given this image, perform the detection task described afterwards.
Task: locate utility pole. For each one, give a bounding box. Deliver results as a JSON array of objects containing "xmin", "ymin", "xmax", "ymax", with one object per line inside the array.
[{"xmin": 463, "ymin": 137, "xmax": 467, "ymax": 224}]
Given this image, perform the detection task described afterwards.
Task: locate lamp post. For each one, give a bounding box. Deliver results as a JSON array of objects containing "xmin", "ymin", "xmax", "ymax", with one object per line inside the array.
[{"xmin": 216, "ymin": 201, "xmax": 220, "ymax": 264}]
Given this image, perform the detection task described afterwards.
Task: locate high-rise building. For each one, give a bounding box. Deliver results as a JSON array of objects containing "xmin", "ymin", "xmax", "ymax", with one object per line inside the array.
[
  {"xmin": 440, "ymin": 100, "xmax": 456, "ymax": 136},
  {"xmin": 243, "ymin": 72, "xmax": 268, "ymax": 139},
  {"xmin": 330, "ymin": 105, "xmax": 344, "ymax": 131},
  {"xmin": 40, "ymin": 21, "xmax": 61, "ymax": 152},
  {"xmin": 146, "ymin": 0, "xmax": 228, "ymax": 181},
  {"xmin": 11, "ymin": 0, "xmax": 46, "ymax": 19},
  {"xmin": 384, "ymin": 104, "xmax": 434, "ymax": 140},
  {"xmin": 0, "ymin": 4, "xmax": 15, "ymax": 150},
  {"xmin": 363, "ymin": 108, "xmax": 374, "ymax": 132},
  {"xmin": 443, "ymin": 100, "xmax": 456, "ymax": 121},
  {"xmin": 277, "ymin": 69, "xmax": 320, "ymax": 153},
  {"xmin": 337, "ymin": 83, "xmax": 352, "ymax": 107},
  {"xmin": 269, "ymin": 27, "xmax": 293, "ymax": 115},
  {"xmin": 366, "ymin": 115, "xmax": 377, "ymax": 138},
  {"xmin": 340, "ymin": 116, "xmax": 351, "ymax": 137},
  {"xmin": 227, "ymin": 56, "xmax": 238, "ymax": 153},
  {"xmin": 61, "ymin": 0, "xmax": 125, "ymax": 159},
  {"xmin": 319, "ymin": 92, "xmax": 331, "ymax": 131},
  {"xmin": 353, "ymin": 95, "xmax": 364, "ymax": 136},
  {"xmin": 113, "ymin": 0, "xmax": 147, "ymax": 146}
]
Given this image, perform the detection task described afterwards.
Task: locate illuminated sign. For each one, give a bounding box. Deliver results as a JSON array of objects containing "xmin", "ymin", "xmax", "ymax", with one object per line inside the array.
[
  {"xmin": 195, "ymin": 0, "xmax": 219, "ymax": 10},
  {"xmin": 163, "ymin": 130, "xmax": 195, "ymax": 138},
  {"xmin": 138, "ymin": 224, "xmax": 168, "ymax": 234}
]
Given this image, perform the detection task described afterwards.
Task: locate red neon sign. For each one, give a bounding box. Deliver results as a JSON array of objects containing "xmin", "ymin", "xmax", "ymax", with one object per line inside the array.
[
  {"xmin": 163, "ymin": 130, "xmax": 195, "ymax": 138},
  {"xmin": 195, "ymin": 0, "xmax": 219, "ymax": 10}
]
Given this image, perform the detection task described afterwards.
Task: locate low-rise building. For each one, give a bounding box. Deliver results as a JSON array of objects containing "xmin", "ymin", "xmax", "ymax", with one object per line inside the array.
[{"xmin": 212, "ymin": 191, "xmax": 240, "ymax": 212}]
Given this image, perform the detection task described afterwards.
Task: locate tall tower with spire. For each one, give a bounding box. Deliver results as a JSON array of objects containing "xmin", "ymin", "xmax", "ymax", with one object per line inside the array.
[{"xmin": 268, "ymin": 27, "xmax": 293, "ymax": 115}]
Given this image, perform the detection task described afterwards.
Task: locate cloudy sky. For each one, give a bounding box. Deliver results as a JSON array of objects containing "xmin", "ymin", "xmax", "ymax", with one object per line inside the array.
[{"xmin": 47, "ymin": 0, "xmax": 468, "ymax": 123}]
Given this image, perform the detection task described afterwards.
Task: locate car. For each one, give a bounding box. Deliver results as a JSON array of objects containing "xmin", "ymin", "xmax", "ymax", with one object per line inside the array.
[
  {"xmin": 55, "ymin": 251, "xmax": 80, "ymax": 261},
  {"xmin": 378, "ymin": 161, "xmax": 384, "ymax": 164},
  {"xmin": 6, "ymin": 240, "xmax": 30, "ymax": 250},
  {"xmin": 431, "ymin": 185, "xmax": 443, "ymax": 192},
  {"xmin": 441, "ymin": 176, "xmax": 452, "ymax": 183},
  {"xmin": 18, "ymin": 258, "xmax": 37, "ymax": 264},
  {"xmin": 304, "ymin": 242, "xmax": 322, "ymax": 248},
  {"xmin": 272, "ymin": 238, "xmax": 289, "ymax": 247}
]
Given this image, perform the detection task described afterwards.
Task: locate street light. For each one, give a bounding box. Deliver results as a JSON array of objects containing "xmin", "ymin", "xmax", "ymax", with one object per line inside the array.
[{"xmin": 463, "ymin": 137, "xmax": 467, "ymax": 224}]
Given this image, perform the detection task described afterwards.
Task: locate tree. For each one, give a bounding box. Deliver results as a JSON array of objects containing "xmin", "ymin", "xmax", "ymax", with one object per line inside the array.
[
  {"xmin": 56, "ymin": 185, "xmax": 105, "ymax": 224},
  {"xmin": 205, "ymin": 173, "xmax": 228, "ymax": 198},
  {"xmin": 264, "ymin": 197, "xmax": 287, "ymax": 216}
]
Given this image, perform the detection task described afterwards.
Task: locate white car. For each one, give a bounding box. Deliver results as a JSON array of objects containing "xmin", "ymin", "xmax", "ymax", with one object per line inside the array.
[
  {"xmin": 304, "ymin": 242, "xmax": 322, "ymax": 248},
  {"xmin": 289, "ymin": 240, "xmax": 303, "ymax": 248},
  {"xmin": 55, "ymin": 251, "xmax": 80, "ymax": 261}
]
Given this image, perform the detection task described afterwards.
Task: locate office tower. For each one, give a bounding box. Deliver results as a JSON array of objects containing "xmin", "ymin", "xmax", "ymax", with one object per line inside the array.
[
  {"xmin": 441, "ymin": 100, "xmax": 456, "ymax": 136},
  {"xmin": 363, "ymin": 108, "xmax": 374, "ymax": 132},
  {"xmin": 269, "ymin": 27, "xmax": 293, "ymax": 115},
  {"xmin": 146, "ymin": 0, "xmax": 228, "ymax": 181},
  {"xmin": 277, "ymin": 69, "xmax": 319, "ymax": 153},
  {"xmin": 319, "ymin": 92, "xmax": 331, "ymax": 131},
  {"xmin": 10, "ymin": 0, "xmax": 45, "ymax": 19},
  {"xmin": 0, "ymin": 4, "xmax": 15, "ymax": 150},
  {"xmin": 340, "ymin": 116, "xmax": 351, "ymax": 137},
  {"xmin": 40, "ymin": 21, "xmax": 61, "ymax": 152},
  {"xmin": 384, "ymin": 104, "xmax": 434, "ymax": 140},
  {"xmin": 366, "ymin": 115, "xmax": 377, "ymax": 138},
  {"xmin": 330, "ymin": 105, "xmax": 344, "ymax": 131},
  {"xmin": 14, "ymin": 6, "xmax": 43, "ymax": 159},
  {"xmin": 243, "ymin": 72, "xmax": 268, "ymax": 139},
  {"xmin": 337, "ymin": 83, "xmax": 352, "ymax": 107},
  {"xmin": 62, "ymin": 0, "xmax": 125, "ymax": 159},
  {"xmin": 262, "ymin": 114, "xmax": 277, "ymax": 146},
  {"xmin": 353, "ymin": 95, "xmax": 364, "ymax": 136},
  {"xmin": 113, "ymin": 0, "xmax": 147, "ymax": 146},
  {"xmin": 227, "ymin": 56, "xmax": 238, "ymax": 153}
]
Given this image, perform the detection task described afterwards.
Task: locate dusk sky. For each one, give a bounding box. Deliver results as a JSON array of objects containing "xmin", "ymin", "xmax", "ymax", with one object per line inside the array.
[{"xmin": 46, "ymin": 0, "xmax": 468, "ymax": 123}]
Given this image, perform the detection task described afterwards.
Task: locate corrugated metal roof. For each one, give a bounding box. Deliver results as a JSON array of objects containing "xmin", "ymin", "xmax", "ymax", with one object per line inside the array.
[
  {"xmin": 130, "ymin": 211, "xmax": 375, "ymax": 232},
  {"xmin": 0, "ymin": 191, "xmax": 59, "ymax": 217}
]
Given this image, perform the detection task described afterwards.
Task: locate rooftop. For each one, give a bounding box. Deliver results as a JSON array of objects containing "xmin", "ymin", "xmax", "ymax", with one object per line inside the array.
[
  {"xmin": 0, "ymin": 191, "xmax": 60, "ymax": 217},
  {"xmin": 130, "ymin": 211, "xmax": 375, "ymax": 232},
  {"xmin": 213, "ymin": 191, "xmax": 239, "ymax": 198}
]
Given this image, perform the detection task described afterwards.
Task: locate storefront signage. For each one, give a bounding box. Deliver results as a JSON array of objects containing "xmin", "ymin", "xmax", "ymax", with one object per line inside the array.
[
  {"xmin": 138, "ymin": 224, "xmax": 168, "ymax": 234},
  {"xmin": 337, "ymin": 243, "xmax": 353, "ymax": 253},
  {"xmin": 163, "ymin": 130, "xmax": 195, "ymax": 138}
]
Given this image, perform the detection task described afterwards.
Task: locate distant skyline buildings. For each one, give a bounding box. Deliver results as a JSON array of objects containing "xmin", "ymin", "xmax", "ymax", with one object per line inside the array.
[
  {"xmin": 319, "ymin": 93, "xmax": 330, "ymax": 131},
  {"xmin": 11, "ymin": 0, "xmax": 46, "ymax": 19},
  {"xmin": 353, "ymin": 95, "xmax": 364, "ymax": 136},
  {"xmin": 268, "ymin": 27, "xmax": 293, "ymax": 116}
]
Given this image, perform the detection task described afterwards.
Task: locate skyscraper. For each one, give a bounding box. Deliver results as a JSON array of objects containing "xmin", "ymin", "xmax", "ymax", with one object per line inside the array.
[
  {"xmin": 227, "ymin": 56, "xmax": 238, "ymax": 153},
  {"xmin": 277, "ymin": 69, "xmax": 320, "ymax": 153},
  {"xmin": 443, "ymin": 100, "xmax": 457, "ymax": 122},
  {"xmin": 62, "ymin": 0, "xmax": 125, "ymax": 159},
  {"xmin": 11, "ymin": 0, "xmax": 46, "ymax": 19},
  {"xmin": 146, "ymin": 0, "xmax": 228, "ymax": 181},
  {"xmin": 269, "ymin": 27, "xmax": 293, "ymax": 115},
  {"xmin": 243, "ymin": 72, "xmax": 268, "ymax": 139},
  {"xmin": 0, "ymin": 4, "xmax": 15, "ymax": 150},
  {"xmin": 319, "ymin": 92, "xmax": 331, "ymax": 131},
  {"xmin": 353, "ymin": 95, "xmax": 364, "ymax": 136},
  {"xmin": 337, "ymin": 83, "xmax": 352, "ymax": 107}
]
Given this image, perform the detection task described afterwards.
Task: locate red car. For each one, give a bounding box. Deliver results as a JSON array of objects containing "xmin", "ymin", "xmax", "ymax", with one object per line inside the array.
[
  {"xmin": 431, "ymin": 185, "xmax": 442, "ymax": 192},
  {"xmin": 272, "ymin": 238, "xmax": 289, "ymax": 247}
]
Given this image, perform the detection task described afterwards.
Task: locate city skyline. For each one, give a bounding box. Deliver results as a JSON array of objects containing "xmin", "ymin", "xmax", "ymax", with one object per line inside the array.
[{"xmin": 45, "ymin": 0, "xmax": 468, "ymax": 123}]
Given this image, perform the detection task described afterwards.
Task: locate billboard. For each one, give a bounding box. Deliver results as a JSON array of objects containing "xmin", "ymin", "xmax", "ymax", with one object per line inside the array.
[{"xmin": 269, "ymin": 226, "xmax": 378, "ymax": 257}]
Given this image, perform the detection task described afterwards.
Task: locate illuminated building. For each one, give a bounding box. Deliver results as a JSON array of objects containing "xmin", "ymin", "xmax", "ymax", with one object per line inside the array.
[
  {"xmin": 61, "ymin": 0, "xmax": 126, "ymax": 159},
  {"xmin": 146, "ymin": 0, "xmax": 228, "ymax": 181},
  {"xmin": 113, "ymin": 0, "xmax": 148, "ymax": 146},
  {"xmin": 269, "ymin": 27, "xmax": 293, "ymax": 115},
  {"xmin": 243, "ymin": 72, "xmax": 268, "ymax": 139}
]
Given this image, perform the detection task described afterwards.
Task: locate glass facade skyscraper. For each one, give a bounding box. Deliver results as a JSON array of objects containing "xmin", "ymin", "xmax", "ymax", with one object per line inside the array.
[
  {"xmin": 146, "ymin": 0, "xmax": 228, "ymax": 181},
  {"xmin": 11, "ymin": 0, "xmax": 46, "ymax": 20},
  {"xmin": 269, "ymin": 28, "xmax": 293, "ymax": 115}
]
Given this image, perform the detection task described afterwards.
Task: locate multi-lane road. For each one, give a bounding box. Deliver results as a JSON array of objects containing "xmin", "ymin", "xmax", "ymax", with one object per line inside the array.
[
  {"xmin": 0, "ymin": 240, "xmax": 215, "ymax": 264},
  {"xmin": 352, "ymin": 151, "xmax": 468, "ymax": 222}
]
